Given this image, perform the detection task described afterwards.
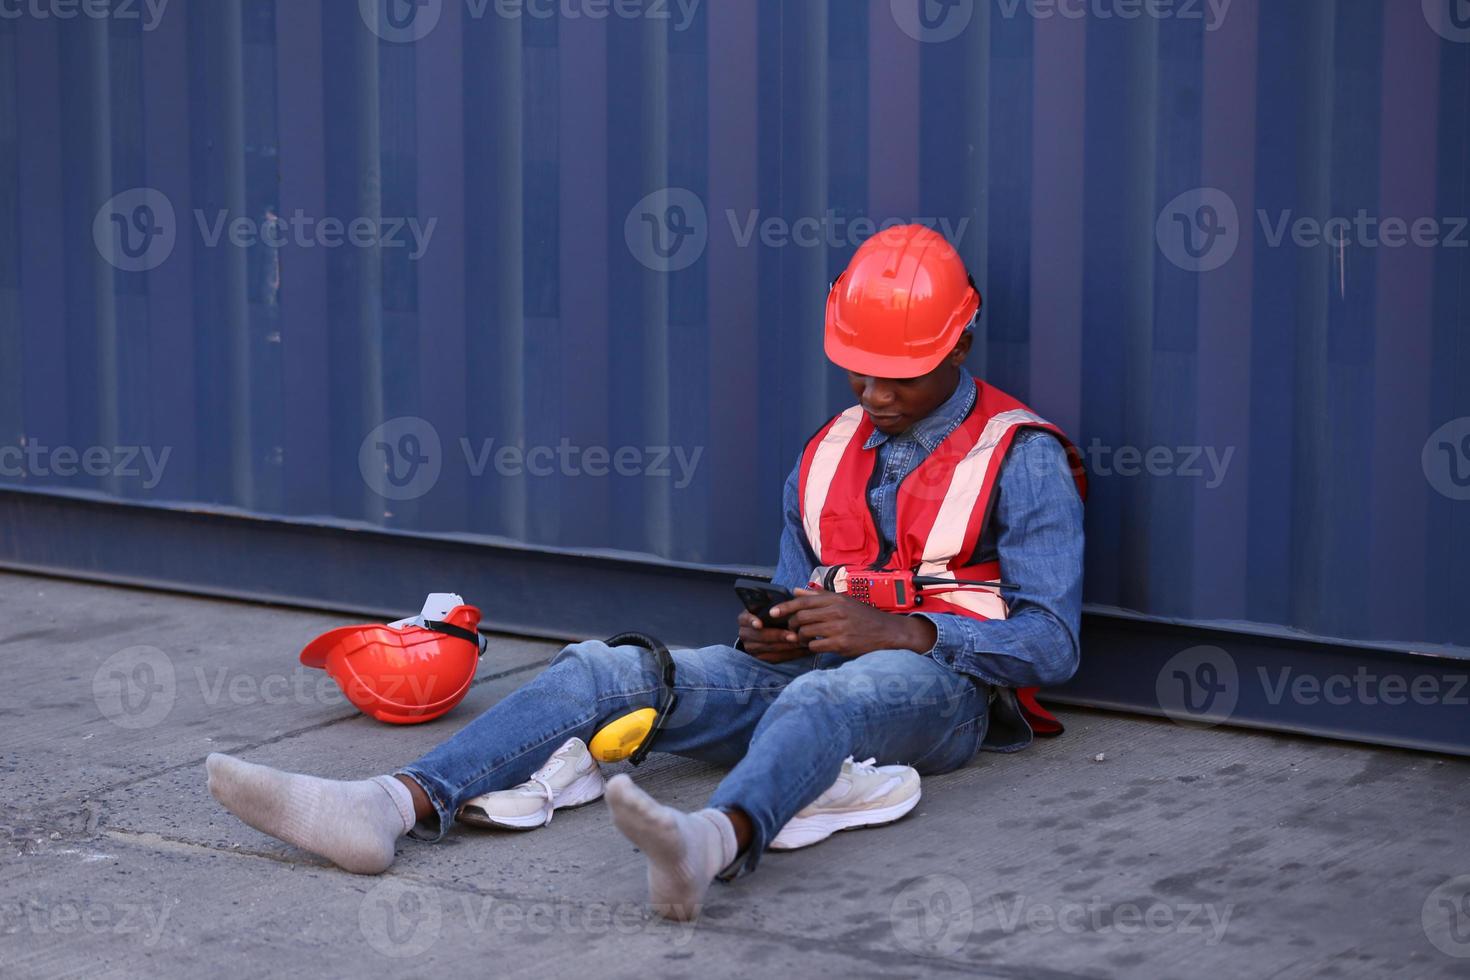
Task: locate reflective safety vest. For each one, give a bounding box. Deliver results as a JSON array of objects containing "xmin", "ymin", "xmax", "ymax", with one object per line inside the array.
[{"xmin": 797, "ymin": 378, "xmax": 1087, "ymax": 735}]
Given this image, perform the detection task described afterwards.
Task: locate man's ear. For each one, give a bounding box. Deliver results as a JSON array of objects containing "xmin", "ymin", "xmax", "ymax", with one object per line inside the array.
[{"xmin": 948, "ymin": 330, "xmax": 973, "ymax": 367}]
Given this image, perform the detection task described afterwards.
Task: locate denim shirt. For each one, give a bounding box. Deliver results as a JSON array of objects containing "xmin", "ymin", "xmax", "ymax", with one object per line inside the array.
[{"xmin": 772, "ymin": 369, "xmax": 1086, "ymax": 745}]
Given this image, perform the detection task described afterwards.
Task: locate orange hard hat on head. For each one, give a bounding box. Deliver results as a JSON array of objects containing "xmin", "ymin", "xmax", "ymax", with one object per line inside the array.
[
  {"xmin": 300, "ymin": 604, "xmax": 485, "ymax": 725},
  {"xmin": 824, "ymin": 224, "xmax": 980, "ymax": 378}
]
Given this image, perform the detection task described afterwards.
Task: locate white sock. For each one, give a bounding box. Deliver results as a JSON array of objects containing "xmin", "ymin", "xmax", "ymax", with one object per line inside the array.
[
  {"xmin": 205, "ymin": 753, "xmax": 415, "ymax": 875},
  {"xmin": 604, "ymin": 773, "xmax": 737, "ymax": 922}
]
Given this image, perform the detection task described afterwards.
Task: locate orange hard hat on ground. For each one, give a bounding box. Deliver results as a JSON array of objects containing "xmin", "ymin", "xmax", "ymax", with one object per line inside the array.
[
  {"xmin": 300, "ymin": 595, "xmax": 486, "ymax": 724},
  {"xmin": 825, "ymin": 223, "xmax": 980, "ymax": 378}
]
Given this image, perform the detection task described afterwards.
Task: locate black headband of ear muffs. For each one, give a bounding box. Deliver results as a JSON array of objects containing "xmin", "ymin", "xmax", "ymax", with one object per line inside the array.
[{"xmin": 603, "ymin": 631, "xmax": 679, "ymax": 766}]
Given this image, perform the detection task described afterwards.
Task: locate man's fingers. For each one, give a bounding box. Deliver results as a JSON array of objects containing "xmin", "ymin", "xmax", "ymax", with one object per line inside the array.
[
  {"xmin": 768, "ymin": 593, "xmax": 838, "ymax": 620},
  {"xmin": 740, "ymin": 626, "xmax": 794, "ymax": 645},
  {"xmin": 768, "ymin": 594, "xmax": 839, "ymax": 618},
  {"xmin": 792, "ymin": 613, "xmax": 842, "ymax": 638},
  {"xmin": 742, "ymin": 622, "xmax": 807, "ymax": 653}
]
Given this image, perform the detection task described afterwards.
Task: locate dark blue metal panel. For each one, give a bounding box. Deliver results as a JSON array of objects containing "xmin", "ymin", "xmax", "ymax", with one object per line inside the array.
[
  {"xmin": 1, "ymin": 486, "xmax": 1466, "ymax": 756},
  {"xmin": 0, "ymin": 1, "xmax": 1466, "ymax": 661}
]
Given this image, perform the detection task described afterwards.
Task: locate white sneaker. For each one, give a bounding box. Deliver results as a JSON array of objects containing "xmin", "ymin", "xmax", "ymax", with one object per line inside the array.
[
  {"xmin": 770, "ymin": 757, "xmax": 921, "ymax": 850},
  {"xmin": 458, "ymin": 737, "xmax": 605, "ymax": 830}
]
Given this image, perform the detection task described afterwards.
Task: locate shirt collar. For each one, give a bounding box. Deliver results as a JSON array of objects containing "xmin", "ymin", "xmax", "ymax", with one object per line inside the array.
[{"xmin": 862, "ymin": 368, "xmax": 976, "ymax": 453}]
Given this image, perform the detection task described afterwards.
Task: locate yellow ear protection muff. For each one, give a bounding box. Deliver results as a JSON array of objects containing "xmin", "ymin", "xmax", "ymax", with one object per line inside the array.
[{"xmin": 588, "ymin": 631, "xmax": 678, "ymax": 765}]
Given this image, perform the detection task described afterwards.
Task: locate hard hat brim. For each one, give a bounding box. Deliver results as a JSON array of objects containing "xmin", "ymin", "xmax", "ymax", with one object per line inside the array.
[
  {"xmin": 823, "ymin": 326, "xmax": 957, "ymax": 379},
  {"xmin": 299, "ymin": 625, "xmax": 365, "ymax": 668}
]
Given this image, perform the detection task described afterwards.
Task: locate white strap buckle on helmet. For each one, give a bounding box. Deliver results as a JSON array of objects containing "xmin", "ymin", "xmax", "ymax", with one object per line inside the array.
[
  {"xmin": 388, "ymin": 593, "xmax": 467, "ymax": 630},
  {"xmin": 388, "ymin": 593, "xmax": 488, "ymax": 655}
]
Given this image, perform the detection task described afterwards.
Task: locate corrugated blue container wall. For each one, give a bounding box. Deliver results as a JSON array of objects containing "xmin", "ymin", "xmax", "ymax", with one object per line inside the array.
[{"xmin": 0, "ymin": 1, "xmax": 1466, "ymax": 653}]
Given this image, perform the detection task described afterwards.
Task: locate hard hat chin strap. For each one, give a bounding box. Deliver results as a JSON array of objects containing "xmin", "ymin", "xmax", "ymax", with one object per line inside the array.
[{"xmin": 424, "ymin": 619, "xmax": 488, "ymax": 657}]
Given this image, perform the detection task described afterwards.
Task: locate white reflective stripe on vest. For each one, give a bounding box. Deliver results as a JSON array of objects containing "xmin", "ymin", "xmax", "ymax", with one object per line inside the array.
[
  {"xmin": 917, "ymin": 560, "xmax": 1010, "ymax": 620},
  {"xmin": 802, "ymin": 405, "xmax": 865, "ymax": 561},
  {"xmin": 919, "ymin": 409, "xmax": 1044, "ymax": 569}
]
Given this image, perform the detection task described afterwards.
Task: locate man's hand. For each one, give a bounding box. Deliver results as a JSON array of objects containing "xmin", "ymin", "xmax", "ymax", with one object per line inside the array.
[
  {"xmin": 737, "ymin": 610, "xmax": 810, "ymax": 663},
  {"xmin": 770, "ymin": 587, "xmax": 938, "ymax": 658}
]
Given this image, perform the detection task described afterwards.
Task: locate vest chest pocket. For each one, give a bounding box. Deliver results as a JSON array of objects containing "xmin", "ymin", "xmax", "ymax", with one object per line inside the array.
[{"xmin": 822, "ymin": 515, "xmax": 872, "ymax": 558}]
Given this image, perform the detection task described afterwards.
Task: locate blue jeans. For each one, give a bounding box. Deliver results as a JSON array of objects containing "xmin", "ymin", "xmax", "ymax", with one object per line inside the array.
[{"xmin": 399, "ymin": 641, "xmax": 990, "ymax": 875}]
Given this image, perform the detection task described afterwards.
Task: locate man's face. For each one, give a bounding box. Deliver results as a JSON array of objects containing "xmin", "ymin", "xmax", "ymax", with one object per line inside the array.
[{"xmin": 846, "ymin": 334, "xmax": 972, "ymax": 436}]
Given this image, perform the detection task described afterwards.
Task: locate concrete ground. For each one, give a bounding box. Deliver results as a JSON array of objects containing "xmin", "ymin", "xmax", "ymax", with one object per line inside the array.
[{"xmin": 1, "ymin": 571, "xmax": 1468, "ymax": 979}]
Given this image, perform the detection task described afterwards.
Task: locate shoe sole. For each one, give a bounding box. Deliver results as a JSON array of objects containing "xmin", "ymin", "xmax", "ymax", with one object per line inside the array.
[
  {"xmin": 769, "ymin": 787, "xmax": 921, "ymax": 850},
  {"xmin": 458, "ymin": 768, "xmax": 606, "ymax": 830}
]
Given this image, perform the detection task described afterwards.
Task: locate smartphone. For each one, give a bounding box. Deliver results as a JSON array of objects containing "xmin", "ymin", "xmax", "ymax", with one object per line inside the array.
[{"xmin": 734, "ymin": 578, "xmax": 795, "ymax": 630}]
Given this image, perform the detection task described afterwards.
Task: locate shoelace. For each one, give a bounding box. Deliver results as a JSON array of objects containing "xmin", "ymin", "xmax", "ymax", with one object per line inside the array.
[
  {"xmin": 812, "ymin": 757, "xmax": 883, "ymax": 807},
  {"xmin": 521, "ymin": 752, "xmax": 570, "ymax": 827},
  {"xmin": 847, "ymin": 757, "xmax": 902, "ymax": 806},
  {"xmin": 527, "ymin": 773, "xmax": 557, "ymax": 827}
]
